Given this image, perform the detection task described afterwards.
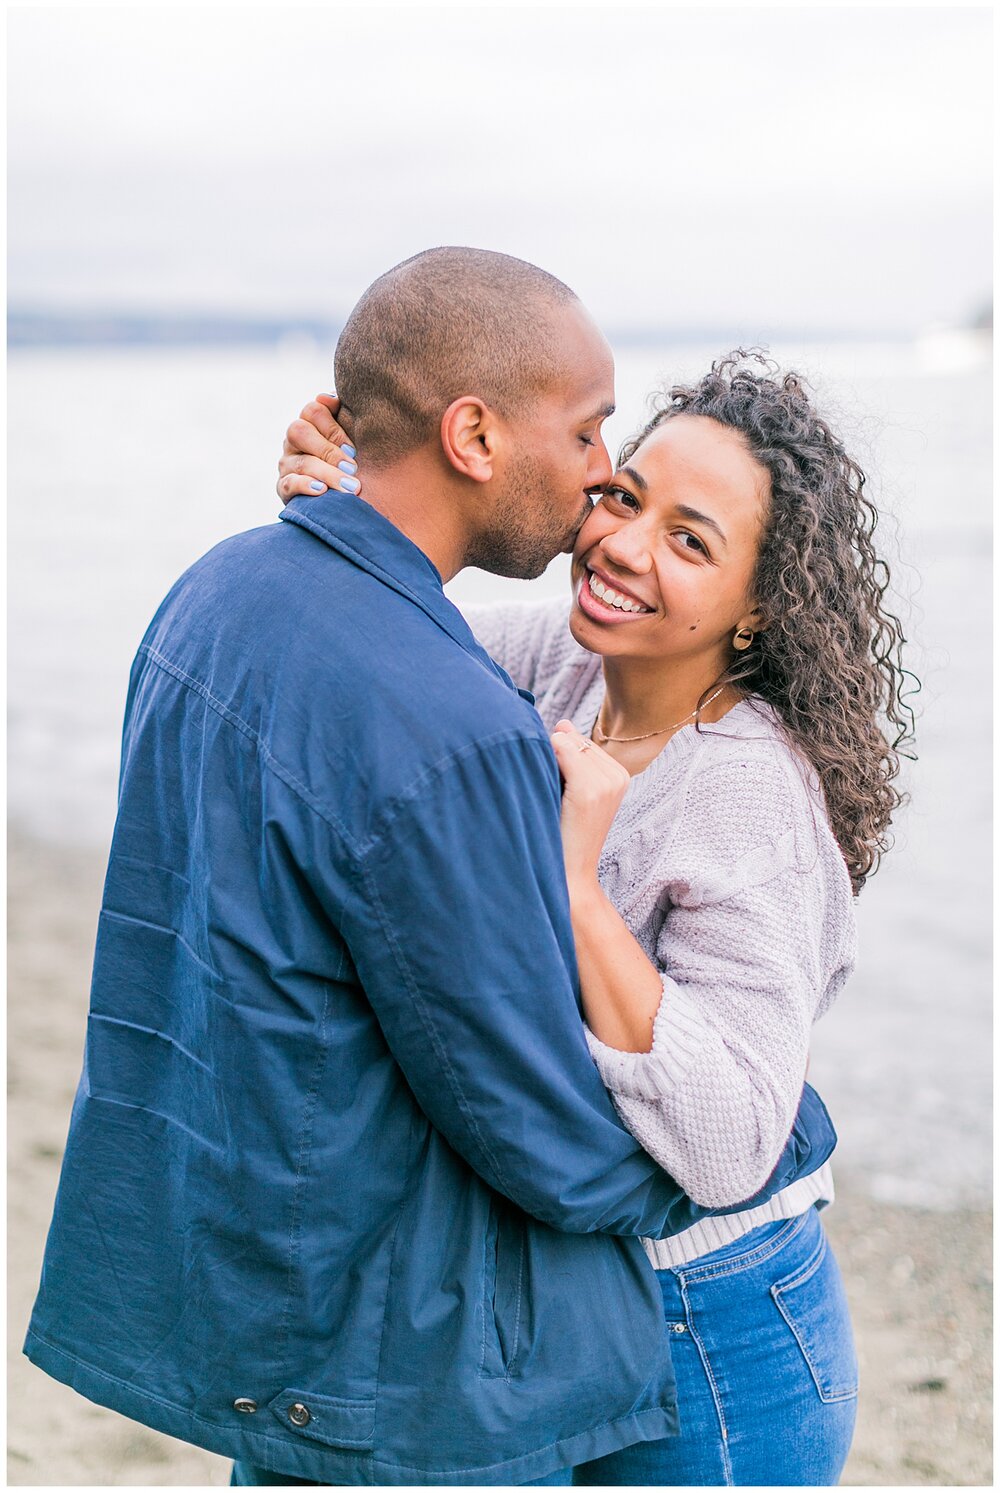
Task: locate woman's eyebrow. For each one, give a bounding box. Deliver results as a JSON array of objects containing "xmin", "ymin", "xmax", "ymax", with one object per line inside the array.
[
  {"xmin": 617, "ymin": 469, "xmax": 728, "ymax": 547},
  {"xmin": 619, "ymin": 464, "xmax": 647, "ymax": 490},
  {"xmin": 675, "ymin": 503, "xmax": 728, "ymax": 548}
]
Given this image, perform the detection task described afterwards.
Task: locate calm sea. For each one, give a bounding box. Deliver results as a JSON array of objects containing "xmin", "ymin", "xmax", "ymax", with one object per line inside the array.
[{"xmin": 8, "ymin": 338, "xmax": 992, "ymax": 1207}]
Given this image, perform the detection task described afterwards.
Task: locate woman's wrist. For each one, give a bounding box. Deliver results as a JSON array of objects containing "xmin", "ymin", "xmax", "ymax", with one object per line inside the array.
[
  {"xmin": 564, "ymin": 870, "xmax": 606, "ymax": 918},
  {"xmin": 563, "ymin": 876, "xmax": 663, "ymax": 1053}
]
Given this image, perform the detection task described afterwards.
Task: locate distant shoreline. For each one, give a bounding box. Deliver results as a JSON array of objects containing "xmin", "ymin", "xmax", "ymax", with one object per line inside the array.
[{"xmin": 7, "ymin": 309, "xmax": 923, "ymax": 351}]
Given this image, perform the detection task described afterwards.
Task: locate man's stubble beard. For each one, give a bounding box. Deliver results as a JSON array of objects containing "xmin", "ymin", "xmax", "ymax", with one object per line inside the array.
[{"xmin": 465, "ymin": 452, "xmax": 591, "ymax": 581}]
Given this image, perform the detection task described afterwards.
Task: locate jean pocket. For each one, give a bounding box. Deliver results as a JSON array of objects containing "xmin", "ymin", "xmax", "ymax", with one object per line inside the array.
[{"xmin": 771, "ymin": 1226, "xmax": 859, "ymax": 1403}]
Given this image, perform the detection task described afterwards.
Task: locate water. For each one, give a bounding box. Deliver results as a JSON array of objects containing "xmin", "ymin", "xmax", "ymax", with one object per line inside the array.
[{"xmin": 7, "ymin": 339, "xmax": 992, "ymax": 1206}]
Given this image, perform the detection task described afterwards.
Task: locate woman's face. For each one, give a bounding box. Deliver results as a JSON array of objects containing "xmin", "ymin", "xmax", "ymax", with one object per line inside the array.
[{"xmin": 569, "ymin": 414, "xmax": 770, "ymax": 672}]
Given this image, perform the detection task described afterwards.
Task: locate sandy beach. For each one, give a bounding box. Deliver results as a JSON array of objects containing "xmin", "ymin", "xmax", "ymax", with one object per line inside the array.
[{"xmin": 7, "ymin": 831, "xmax": 992, "ymax": 1487}]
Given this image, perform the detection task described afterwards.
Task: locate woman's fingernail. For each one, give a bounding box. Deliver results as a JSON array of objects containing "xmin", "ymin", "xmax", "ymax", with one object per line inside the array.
[
  {"xmin": 342, "ymin": 444, "xmax": 357, "ymax": 459},
  {"xmin": 309, "ymin": 481, "xmax": 327, "ymax": 493},
  {"xmin": 338, "ymin": 476, "xmax": 361, "ymax": 493},
  {"xmin": 338, "ymin": 460, "xmax": 358, "ymax": 475}
]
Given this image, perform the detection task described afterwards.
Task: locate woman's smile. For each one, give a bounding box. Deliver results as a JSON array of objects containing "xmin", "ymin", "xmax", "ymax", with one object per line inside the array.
[{"xmin": 577, "ymin": 562, "xmax": 657, "ymax": 623}]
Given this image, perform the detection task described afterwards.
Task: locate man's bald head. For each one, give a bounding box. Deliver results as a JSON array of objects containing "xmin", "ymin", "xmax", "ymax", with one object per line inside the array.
[{"xmin": 334, "ymin": 247, "xmax": 581, "ymax": 467}]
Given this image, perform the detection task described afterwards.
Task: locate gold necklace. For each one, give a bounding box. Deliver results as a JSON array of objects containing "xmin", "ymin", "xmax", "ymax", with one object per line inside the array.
[{"xmin": 593, "ymin": 685, "xmax": 728, "ymax": 744}]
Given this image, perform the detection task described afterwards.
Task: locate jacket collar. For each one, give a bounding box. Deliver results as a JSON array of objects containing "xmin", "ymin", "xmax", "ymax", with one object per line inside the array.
[{"xmin": 280, "ymin": 493, "xmax": 528, "ymax": 698}]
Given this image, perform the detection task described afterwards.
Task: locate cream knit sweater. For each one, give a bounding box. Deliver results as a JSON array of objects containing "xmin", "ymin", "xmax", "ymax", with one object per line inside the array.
[{"xmin": 464, "ymin": 597, "xmax": 856, "ymax": 1268}]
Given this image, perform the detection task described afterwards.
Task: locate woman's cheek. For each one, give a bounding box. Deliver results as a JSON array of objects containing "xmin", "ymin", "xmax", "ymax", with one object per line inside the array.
[{"xmin": 571, "ymin": 507, "xmax": 612, "ymax": 565}]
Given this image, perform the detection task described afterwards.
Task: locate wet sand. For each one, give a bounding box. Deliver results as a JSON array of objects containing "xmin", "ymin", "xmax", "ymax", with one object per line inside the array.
[{"xmin": 7, "ymin": 833, "xmax": 992, "ymax": 1487}]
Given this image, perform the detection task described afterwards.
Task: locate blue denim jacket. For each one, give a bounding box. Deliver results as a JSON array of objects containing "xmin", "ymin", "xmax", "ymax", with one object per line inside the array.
[{"xmin": 25, "ymin": 493, "xmax": 835, "ymax": 1484}]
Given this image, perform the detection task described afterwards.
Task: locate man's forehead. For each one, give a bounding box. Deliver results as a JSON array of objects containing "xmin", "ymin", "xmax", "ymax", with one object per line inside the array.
[
  {"xmin": 528, "ymin": 300, "xmax": 615, "ymax": 414},
  {"xmin": 581, "ymin": 398, "xmax": 616, "ymax": 423}
]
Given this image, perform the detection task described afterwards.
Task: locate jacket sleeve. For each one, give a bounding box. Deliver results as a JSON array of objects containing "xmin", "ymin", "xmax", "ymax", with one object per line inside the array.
[{"xmin": 338, "ymin": 730, "xmax": 834, "ymax": 1238}]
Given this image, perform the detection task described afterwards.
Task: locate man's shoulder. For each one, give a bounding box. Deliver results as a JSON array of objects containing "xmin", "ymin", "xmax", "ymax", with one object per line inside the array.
[
  {"xmin": 150, "ymin": 519, "xmax": 500, "ymax": 680},
  {"xmin": 135, "ymin": 522, "xmax": 551, "ymax": 839}
]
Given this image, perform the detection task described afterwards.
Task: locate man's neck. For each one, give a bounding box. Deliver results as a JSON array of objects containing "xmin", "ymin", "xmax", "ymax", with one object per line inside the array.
[{"xmin": 353, "ymin": 461, "xmax": 468, "ymax": 583}]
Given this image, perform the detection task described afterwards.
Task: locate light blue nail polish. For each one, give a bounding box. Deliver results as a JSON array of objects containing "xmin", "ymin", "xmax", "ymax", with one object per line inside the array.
[
  {"xmin": 342, "ymin": 444, "xmax": 357, "ymax": 459},
  {"xmin": 309, "ymin": 481, "xmax": 327, "ymax": 493},
  {"xmin": 339, "ymin": 476, "xmax": 361, "ymax": 493},
  {"xmin": 338, "ymin": 460, "xmax": 358, "ymax": 475}
]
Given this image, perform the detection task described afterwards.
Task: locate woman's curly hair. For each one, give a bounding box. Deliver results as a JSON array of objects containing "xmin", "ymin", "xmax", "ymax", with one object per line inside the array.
[{"xmin": 620, "ymin": 350, "xmax": 917, "ymax": 894}]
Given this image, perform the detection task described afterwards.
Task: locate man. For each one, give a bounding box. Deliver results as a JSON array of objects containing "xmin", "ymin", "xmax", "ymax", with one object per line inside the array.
[{"xmin": 25, "ymin": 248, "xmax": 833, "ymax": 1486}]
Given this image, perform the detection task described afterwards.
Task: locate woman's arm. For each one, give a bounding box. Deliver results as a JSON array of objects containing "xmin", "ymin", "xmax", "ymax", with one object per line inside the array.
[
  {"xmin": 550, "ymin": 722, "xmax": 852, "ymax": 1207},
  {"xmin": 564, "ymin": 875, "xmax": 666, "ymax": 1054},
  {"xmin": 551, "ymin": 719, "xmax": 664, "ymax": 1050}
]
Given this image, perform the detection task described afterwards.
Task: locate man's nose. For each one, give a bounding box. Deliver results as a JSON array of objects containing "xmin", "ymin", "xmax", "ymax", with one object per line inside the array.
[{"xmin": 587, "ymin": 438, "xmax": 614, "ymax": 493}]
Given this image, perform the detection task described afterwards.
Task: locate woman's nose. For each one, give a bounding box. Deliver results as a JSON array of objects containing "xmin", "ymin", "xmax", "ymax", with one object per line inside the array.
[{"xmin": 601, "ymin": 523, "xmax": 652, "ymax": 573}]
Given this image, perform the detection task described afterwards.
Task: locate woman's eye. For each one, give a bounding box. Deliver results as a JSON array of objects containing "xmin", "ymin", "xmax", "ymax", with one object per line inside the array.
[
  {"xmin": 603, "ymin": 485, "xmax": 640, "ymax": 512},
  {"xmin": 580, "ymin": 435, "xmax": 595, "ymax": 447},
  {"xmin": 677, "ymin": 530, "xmax": 707, "ymax": 555}
]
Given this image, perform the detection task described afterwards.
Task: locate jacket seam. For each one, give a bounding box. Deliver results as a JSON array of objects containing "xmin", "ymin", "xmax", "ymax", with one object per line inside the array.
[
  {"xmin": 136, "ymin": 644, "xmax": 554, "ymax": 862},
  {"xmin": 505, "ymin": 1228, "xmax": 526, "ymax": 1379},
  {"xmin": 280, "ymin": 509, "xmax": 519, "ymax": 700},
  {"xmin": 367, "ymin": 1406, "xmax": 672, "ymax": 1479},
  {"xmin": 276, "ymin": 985, "xmax": 333, "ymax": 1370},
  {"xmin": 24, "ymin": 1330, "xmax": 332, "ymax": 1454},
  {"xmin": 371, "ymin": 1105, "xmax": 421, "ymax": 1443},
  {"xmin": 99, "ymin": 908, "xmax": 220, "ymax": 983},
  {"xmin": 355, "ymin": 731, "xmax": 558, "ymax": 859},
  {"xmin": 478, "ymin": 1206, "xmax": 525, "ymax": 1381},
  {"xmin": 137, "ymin": 645, "xmax": 357, "ymax": 850},
  {"xmin": 26, "ymin": 1328, "xmax": 669, "ymax": 1477}
]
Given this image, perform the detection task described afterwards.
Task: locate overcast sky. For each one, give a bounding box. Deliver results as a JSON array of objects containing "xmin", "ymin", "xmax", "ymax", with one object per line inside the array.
[{"xmin": 7, "ymin": 4, "xmax": 992, "ymax": 335}]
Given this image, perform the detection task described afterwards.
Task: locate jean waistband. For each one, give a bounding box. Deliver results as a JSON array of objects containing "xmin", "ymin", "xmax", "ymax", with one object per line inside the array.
[{"xmin": 656, "ymin": 1203, "xmax": 821, "ymax": 1312}]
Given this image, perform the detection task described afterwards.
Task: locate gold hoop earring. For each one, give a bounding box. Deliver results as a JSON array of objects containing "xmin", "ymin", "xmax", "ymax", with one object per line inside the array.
[{"xmin": 733, "ymin": 627, "xmax": 754, "ymax": 651}]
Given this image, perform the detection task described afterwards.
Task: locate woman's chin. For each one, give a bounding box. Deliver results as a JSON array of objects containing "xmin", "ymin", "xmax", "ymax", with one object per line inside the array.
[{"xmin": 569, "ymin": 592, "xmax": 610, "ymax": 655}]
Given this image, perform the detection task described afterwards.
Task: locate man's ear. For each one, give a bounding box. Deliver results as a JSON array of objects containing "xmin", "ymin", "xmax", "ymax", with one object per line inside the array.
[{"xmin": 439, "ymin": 397, "xmax": 500, "ymax": 483}]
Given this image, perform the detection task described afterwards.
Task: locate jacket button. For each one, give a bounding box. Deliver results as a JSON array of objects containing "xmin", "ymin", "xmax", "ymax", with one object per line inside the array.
[
  {"xmin": 288, "ymin": 1403, "xmax": 311, "ymax": 1427},
  {"xmin": 669, "ymin": 1323, "xmax": 687, "ymax": 1333},
  {"xmin": 233, "ymin": 1398, "xmax": 258, "ymax": 1413}
]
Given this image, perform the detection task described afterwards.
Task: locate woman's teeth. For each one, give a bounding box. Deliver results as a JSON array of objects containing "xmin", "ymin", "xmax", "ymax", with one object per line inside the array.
[{"xmin": 587, "ymin": 571, "xmax": 650, "ymax": 613}]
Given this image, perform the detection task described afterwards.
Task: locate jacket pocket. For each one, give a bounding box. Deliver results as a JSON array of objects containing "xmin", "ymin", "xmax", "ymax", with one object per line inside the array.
[
  {"xmin": 266, "ymin": 1387, "xmax": 375, "ymax": 1449},
  {"xmin": 479, "ymin": 1196, "xmax": 525, "ymax": 1379},
  {"xmin": 770, "ymin": 1228, "xmax": 859, "ymax": 1403}
]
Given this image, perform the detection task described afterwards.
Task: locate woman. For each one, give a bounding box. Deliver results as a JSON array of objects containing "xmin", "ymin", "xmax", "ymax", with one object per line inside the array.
[{"xmin": 277, "ymin": 352, "xmax": 914, "ymax": 1485}]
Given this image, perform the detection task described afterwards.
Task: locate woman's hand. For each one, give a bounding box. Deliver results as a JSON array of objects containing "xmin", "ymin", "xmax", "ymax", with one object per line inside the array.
[
  {"xmin": 276, "ymin": 393, "xmax": 361, "ymax": 505},
  {"xmin": 550, "ymin": 719, "xmax": 631, "ymax": 890},
  {"xmin": 551, "ymin": 719, "xmax": 659, "ymax": 1052}
]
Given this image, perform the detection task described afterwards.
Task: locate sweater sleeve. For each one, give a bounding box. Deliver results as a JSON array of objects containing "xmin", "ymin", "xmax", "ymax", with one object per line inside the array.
[
  {"xmin": 585, "ymin": 756, "xmax": 855, "ymax": 1209},
  {"xmin": 460, "ymin": 598, "xmax": 576, "ymax": 697}
]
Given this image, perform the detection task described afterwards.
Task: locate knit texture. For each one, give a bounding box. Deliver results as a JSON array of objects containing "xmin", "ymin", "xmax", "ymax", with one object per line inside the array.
[{"xmin": 463, "ymin": 596, "xmax": 855, "ymax": 1266}]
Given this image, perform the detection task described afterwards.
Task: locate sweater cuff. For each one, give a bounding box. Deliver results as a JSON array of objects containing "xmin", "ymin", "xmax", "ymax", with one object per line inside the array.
[{"xmin": 584, "ymin": 978, "xmax": 712, "ymax": 1100}]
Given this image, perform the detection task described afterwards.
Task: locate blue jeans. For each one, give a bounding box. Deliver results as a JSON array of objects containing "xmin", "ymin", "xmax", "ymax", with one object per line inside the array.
[
  {"xmin": 574, "ymin": 1205, "xmax": 858, "ymax": 1486},
  {"xmin": 233, "ymin": 1206, "xmax": 855, "ymax": 1488}
]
